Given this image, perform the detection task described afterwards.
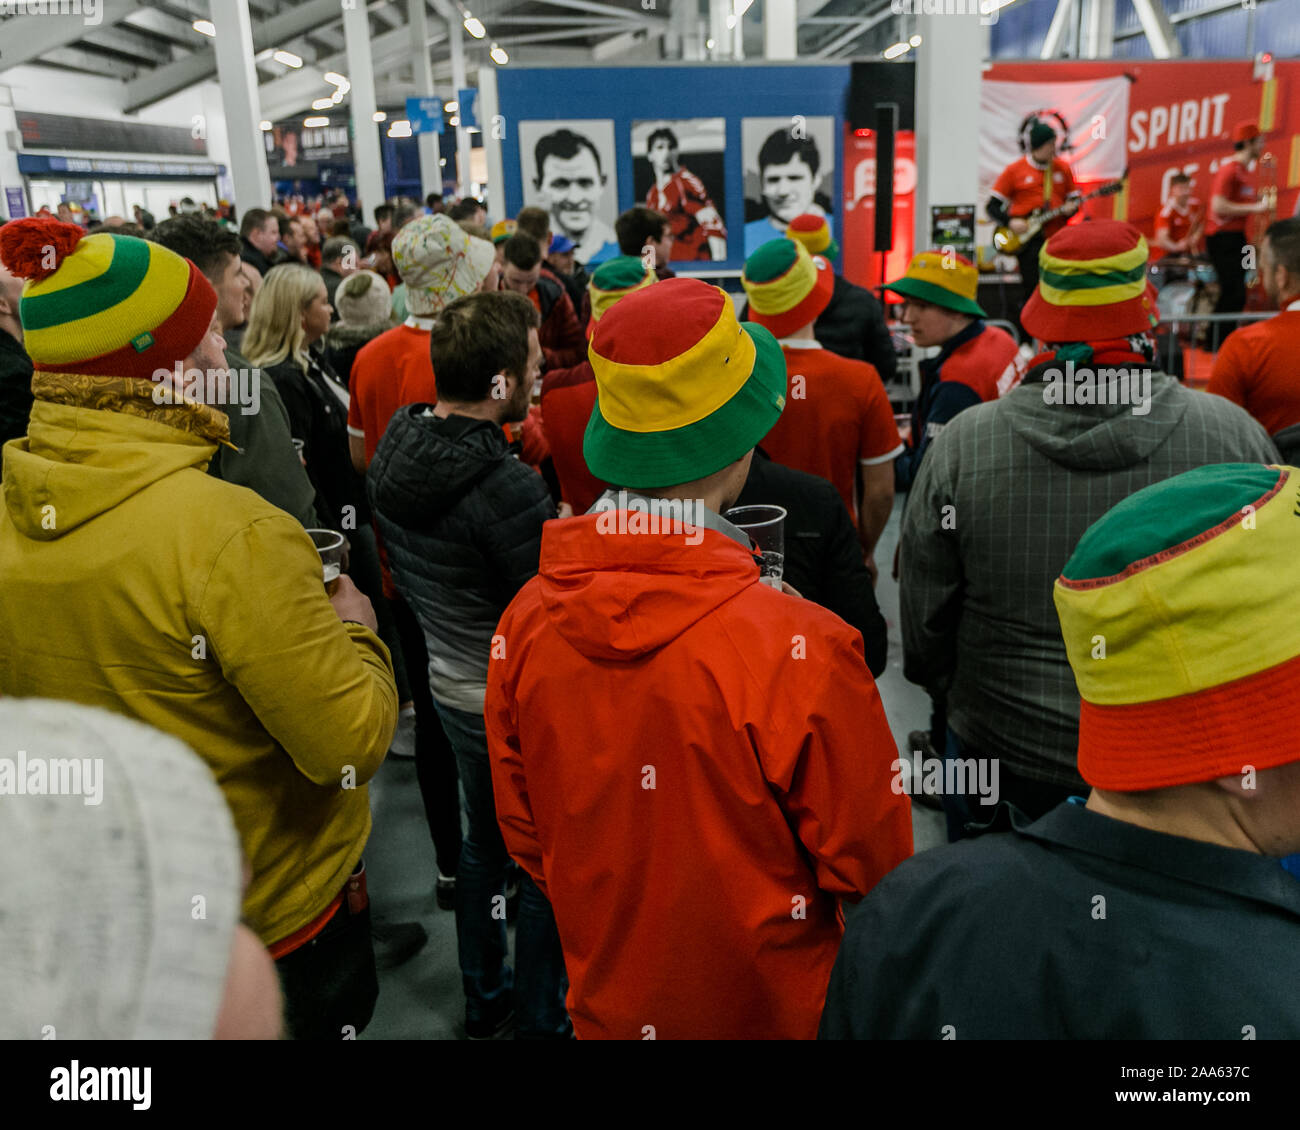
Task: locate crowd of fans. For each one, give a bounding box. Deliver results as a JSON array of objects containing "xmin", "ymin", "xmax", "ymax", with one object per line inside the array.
[{"xmin": 1, "ymin": 183, "xmax": 1299, "ymax": 1041}]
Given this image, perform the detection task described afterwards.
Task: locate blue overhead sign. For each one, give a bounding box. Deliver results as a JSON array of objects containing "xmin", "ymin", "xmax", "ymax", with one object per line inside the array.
[
  {"xmin": 456, "ymin": 88, "xmax": 478, "ymax": 131},
  {"xmin": 406, "ymin": 97, "xmax": 444, "ymax": 134}
]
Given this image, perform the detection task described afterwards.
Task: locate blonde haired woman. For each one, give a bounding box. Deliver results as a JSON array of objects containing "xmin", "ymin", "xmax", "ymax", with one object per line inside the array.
[{"xmin": 244, "ymin": 263, "xmax": 356, "ymax": 530}]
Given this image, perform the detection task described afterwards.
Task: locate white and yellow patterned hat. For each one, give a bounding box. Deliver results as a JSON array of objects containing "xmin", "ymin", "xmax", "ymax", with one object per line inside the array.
[{"xmin": 393, "ymin": 213, "xmax": 494, "ymax": 316}]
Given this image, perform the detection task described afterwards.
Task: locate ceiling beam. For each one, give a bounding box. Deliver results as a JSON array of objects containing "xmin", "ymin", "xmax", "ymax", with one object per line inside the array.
[
  {"xmin": 123, "ymin": 0, "xmax": 342, "ymax": 111},
  {"xmin": 0, "ymin": 0, "xmax": 136, "ymax": 72},
  {"xmin": 39, "ymin": 46, "xmax": 138, "ymax": 80},
  {"xmin": 82, "ymin": 23, "xmax": 173, "ymax": 63},
  {"xmin": 122, "ymin": 7, "xmax": 202, "ymax": 46},
  {"xmin": 526, "ymin": 0, "xmax": 667, "ymax": 29}
]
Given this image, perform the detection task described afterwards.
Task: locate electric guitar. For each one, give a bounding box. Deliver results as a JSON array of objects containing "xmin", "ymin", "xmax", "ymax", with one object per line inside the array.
[{"xmin": 993, "ymin": 174, "xmax": 1127, "ymax": 254}]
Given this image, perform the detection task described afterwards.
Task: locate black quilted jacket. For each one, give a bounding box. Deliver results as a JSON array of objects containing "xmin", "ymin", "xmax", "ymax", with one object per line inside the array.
[{"xmin": 367, "ymin": 405, "xmax": 556, "ymax": 711}]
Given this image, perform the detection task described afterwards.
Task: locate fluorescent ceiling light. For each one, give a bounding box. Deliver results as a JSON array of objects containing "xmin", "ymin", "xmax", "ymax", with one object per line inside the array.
[
  {"xmin": 444, "ymin": 101, "xmax": 458, "ymax": 112},
  {"xmin": 259, "ymin": 120, "xmax": 272, "ymax": 131},
  {"xmin": 323, "ymin": 72, "xmax": 348, "ymax": 86},
  {"xmin": 490, "ymin": 44, "xmax": 508, "ymax": 65},
  {"xmin": 311, "ymin": 97, "xmax": 334, "ymax": 110},
  {"xmin": 909, "ymin": 34, "xmax": 922, "ymax": 47},
  {"xmin": 304, "ymin": 116, "xmax": 330, "ymax": 128},
  {"xmin": 463, "ymin": 13, "xmax": 486, "ymax": 38},
  {"xmin": 273, "ymin": 50, "xmax": 303, "ymax": 68},
  {"xmin": 883, "ymin": 41, "xmax": 910, "ymax": 59},
  {"xmin": 373, "ymin": 111, "xmax": 387, "ymax": 122},
  {"xmin": 192, "ymin": 19, "xmax": 215, "ymax": 37}
]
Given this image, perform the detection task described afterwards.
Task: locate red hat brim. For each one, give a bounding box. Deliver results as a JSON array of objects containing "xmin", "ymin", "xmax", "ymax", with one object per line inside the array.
[
  {"xmin": 1021, "ymin": 280, "xmax": 1160, "ymax": 344},
  {"xmin": 746, "ymin": 255, "xmax": 835, "ymax": 339}
]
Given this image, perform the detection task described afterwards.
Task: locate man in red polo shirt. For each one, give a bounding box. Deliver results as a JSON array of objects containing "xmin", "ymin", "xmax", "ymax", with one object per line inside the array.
[
  {"xmin": 986, "ymin": 120, "xmax": 1081, "ymax": 331},
  {"xmin": 1207, "ymin": 218, "xmax": 1300, "ymax": 436},
  {"xmin": 1205, "ymin": 121, "xmax": 1270, "ymax": 316},
  {"xmin": 741, "ymin": 239, "xmax": 902, "ymax": 576}
]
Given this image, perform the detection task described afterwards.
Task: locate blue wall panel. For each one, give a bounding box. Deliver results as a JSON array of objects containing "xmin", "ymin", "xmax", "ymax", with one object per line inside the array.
[{"xmin": 494, "ymin": 63, "xmax": 850, "ymax": 272}]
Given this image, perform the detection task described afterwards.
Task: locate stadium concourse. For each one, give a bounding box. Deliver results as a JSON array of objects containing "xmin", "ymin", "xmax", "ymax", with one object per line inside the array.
[{"xmin": 1, "ymin": 0, "xmax": 1300, "ymax": 1083}]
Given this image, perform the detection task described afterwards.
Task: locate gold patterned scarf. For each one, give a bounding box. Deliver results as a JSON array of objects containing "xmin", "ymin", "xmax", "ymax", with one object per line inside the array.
[{"xmin": 31, "ymin": 371, "xmax": 236, "ymax": 449}]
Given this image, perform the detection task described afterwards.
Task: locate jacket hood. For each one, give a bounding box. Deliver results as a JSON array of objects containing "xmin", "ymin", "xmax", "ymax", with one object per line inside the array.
[
  {"xmin": 368, "ymin": 406, "xmax": 509, "ymax": 528},
  {"xmin": 534, "ymin": 513, "xmax": 758, "ymax": 661},
  {"xmin": 1002, "ymin": 366, "xmax": 1187, "ymax": 471},
  {"xmin": 3, "ymin": 400, "xmax": 215, "ymax": 540}
]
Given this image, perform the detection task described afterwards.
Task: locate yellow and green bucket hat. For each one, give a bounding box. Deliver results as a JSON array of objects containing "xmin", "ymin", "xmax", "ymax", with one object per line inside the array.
[
  {"xmin": 883, "ymin": 250, "xmax": 986, "ymax": 318},
  {"xmin": 1055, "ymin": 464, "xmax": 1300, "ymax": 792},
  {"xmin": 583, "ymin": 277, "xmax": 787, "ymax": 490}
]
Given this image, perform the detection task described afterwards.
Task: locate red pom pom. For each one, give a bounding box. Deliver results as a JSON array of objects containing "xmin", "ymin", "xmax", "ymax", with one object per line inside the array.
[{"xmin": 0, "ymin": 217, "xmax": 86, "ymax": 282}]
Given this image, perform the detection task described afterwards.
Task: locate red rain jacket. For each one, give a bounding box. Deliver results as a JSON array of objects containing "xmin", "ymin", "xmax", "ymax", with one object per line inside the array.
[{"xmin": 486, "ymin": 512, "xmax": 912, "ymax": 1039}]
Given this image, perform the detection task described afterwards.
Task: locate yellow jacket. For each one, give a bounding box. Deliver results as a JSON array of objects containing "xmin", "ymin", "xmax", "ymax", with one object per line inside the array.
[{"xmin": 0, "ymin": 399, "xmax": 398, "ymax": 945}]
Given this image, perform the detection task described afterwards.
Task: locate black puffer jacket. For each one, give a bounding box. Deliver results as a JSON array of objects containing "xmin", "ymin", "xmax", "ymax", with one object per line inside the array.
[{"xmin": 368, "ymin": 406, "xmax": 556, "ymax": 711}]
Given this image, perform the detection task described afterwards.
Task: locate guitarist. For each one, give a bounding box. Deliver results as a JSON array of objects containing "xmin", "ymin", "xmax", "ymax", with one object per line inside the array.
[{"xmin": 987, "ymin": 120, "xmax": 1082, "ymax": 332}]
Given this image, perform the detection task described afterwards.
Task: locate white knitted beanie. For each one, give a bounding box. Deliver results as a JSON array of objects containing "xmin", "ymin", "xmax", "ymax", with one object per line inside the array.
[{"xmin": 0, "ymin": 699, "xmax": 242, "ymax": 1039}]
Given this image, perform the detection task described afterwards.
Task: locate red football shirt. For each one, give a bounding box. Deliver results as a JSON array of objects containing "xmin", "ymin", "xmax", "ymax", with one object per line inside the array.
[
  {"xmin": 646, "ymin": 166, "xmax": 726, "ymax": 261},
  {"xmin": 1206, "ymin": 306, "xmax": 1300, "ymax": 434},
  {"xmin": 347, "ymin": 322, "xmax": 437, "ymax": 467},
  {"xmin": 1205, "ymin": 160, "xmax": 1256, "ymax": 236},
  {"xmin": 759, "ymin": 343, "xmax": 903, "ymax": 521},
  {"xmin": 990, "ymin": 156, "xmax": 1077, "ymax": 239},
  {"xmin": 1152, "ymin": 198, "xmax": 1203, "ymax": 259}
]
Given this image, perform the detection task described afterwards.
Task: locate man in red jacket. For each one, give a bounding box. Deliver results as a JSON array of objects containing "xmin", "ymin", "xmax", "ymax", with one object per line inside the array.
[{"xmin": 486, "ymin": 277, "xmax": 912, "ymax": 1040}]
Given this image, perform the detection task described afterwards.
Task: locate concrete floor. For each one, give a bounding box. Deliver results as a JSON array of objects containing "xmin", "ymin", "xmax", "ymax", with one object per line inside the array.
[{"xmin": 361, "ymin": 495, "xmax": 942, "ymax": 1039}]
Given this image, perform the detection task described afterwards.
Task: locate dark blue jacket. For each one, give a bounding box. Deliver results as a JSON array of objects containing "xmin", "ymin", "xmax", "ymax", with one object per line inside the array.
[{"xmin": 821, "ymin": 800, "xmax": 1300, "ymax": 1039}]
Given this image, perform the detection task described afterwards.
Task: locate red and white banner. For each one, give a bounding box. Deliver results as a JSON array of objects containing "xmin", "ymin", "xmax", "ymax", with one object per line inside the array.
[
  {"xmin": 984, "ymin": 60, "xmax": 1300, "ymax": 246},
  {"xmin": 980, "ymin": 76, "xmax": 1131, "ymax": 198}
]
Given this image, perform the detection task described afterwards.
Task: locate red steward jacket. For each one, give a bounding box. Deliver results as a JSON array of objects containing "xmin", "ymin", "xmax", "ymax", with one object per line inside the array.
[{"xmin": 486, "ymin": 513, "xmax": 912, "ymax": 1039}]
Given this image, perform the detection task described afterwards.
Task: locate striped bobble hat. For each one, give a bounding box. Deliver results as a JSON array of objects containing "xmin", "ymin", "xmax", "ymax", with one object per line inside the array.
[
  {"xmin": 0, "ymin": 217, "xmax": 216, "ymax": 378},
  {"xmin": 583, "ymin": 277, "xmax": 786, "ymax": 490},
  {"xmin": 786, "ymin": 213, "xmax": 839, "ymax": 260},
  {"xmin": 587, "ymin": 255, "xmax": 656, "ymax": 329},
  {"xmin": 1021, "ymin": 219, "xmax": 1158, "ymax": 343},
  {"xmin": 741, "ymin": 238, "xmax": 835, "ymax": 340},
  {"xmin": 1054, "ymin": 464, "xmax": 1300, "ymax": 791}
]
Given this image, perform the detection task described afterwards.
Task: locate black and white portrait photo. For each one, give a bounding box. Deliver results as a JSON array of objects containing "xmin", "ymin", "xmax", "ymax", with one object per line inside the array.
[
  {"xmin": 741, "ymin": 116, "xmax": 836, "ymax": 257},
  {"xmin": 631, "ymin": 118, "xmax": 727, "ymax": 261},
  {"xmin": 518, "ymin": 119, "xmax": 620, "ymax": 267}
]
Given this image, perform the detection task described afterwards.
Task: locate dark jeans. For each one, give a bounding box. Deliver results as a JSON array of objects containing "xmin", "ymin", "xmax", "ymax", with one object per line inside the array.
[
  {"xmin": 1014, "ymin": 234, "xmax": 1046, "ymax": 336},
  {"xmin": 942, "ymin": 728, "xmax": 1082, "ymax": 843},
  {"xmin": 276, "ymin": 887, "xmax": 378, "ymax": 1040},
  {"xmin": 433, "ymin": 700, "xmax": 570, "ymax": 1038},
  {"xmin": 391, "ymin": 596, "xmax": 462, "ymax": 878},
  {"xmin": 1207, "ymin": 230, "xmax": 1248, "ymax": 322}
]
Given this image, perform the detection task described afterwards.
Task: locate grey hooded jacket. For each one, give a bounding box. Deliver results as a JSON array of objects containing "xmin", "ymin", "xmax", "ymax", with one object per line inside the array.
[{"xmin": 900, "ymin": 367, "xmax": 1279, "ymax": 788}]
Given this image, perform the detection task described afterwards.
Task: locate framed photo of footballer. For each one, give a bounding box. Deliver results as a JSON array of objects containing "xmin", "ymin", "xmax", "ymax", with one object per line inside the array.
[
  {"xmin": 741, "ymin": 116, "xmax": 836, "ymax": 257},
  {"xmin": 518, "ymin": 119, "xmax": 620, "ymax": 268},
  {"xmin": 631, "ymin": 118, "xmax": 728, "ymax": 262}
]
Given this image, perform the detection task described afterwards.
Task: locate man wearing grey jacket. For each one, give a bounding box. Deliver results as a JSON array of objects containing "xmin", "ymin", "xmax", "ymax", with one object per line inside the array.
[{"xmin": 899, "ymin": 221, "xmax": 1280, "ymax": 840}]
